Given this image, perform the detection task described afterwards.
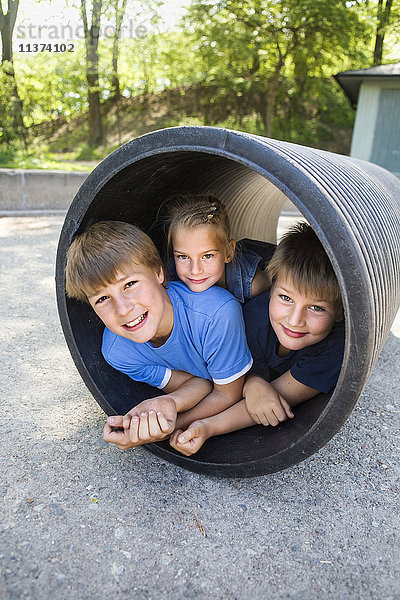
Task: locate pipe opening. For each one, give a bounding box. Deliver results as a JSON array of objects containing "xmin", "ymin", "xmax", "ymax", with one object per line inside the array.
[{"xmin": 63, "ymin": 150, "xmax": 341, "ymax": 476}]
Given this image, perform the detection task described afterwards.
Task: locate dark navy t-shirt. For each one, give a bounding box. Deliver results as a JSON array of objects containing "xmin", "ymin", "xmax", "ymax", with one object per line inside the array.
[{"xmin": 243, "ymin": 291, "xmax": 345, "ymax": 394}]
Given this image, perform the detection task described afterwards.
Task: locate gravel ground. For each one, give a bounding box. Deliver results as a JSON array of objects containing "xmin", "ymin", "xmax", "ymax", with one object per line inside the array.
[{"xmin": 1, "ymin": 215, "xmax": 399, "ymax": 600}]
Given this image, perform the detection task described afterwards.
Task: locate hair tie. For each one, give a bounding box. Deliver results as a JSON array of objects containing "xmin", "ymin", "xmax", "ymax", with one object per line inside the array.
[{"xmin": 206, "ymin": 204, "xmax": 217, "ymax": 220}]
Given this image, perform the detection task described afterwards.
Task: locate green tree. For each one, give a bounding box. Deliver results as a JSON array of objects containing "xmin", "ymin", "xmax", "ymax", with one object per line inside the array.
[
  {"xmin": 15, "ymin": 47, "xmax": 87, "ymax": 125},
  {"xmin": 184, "ymin": 0, "xmax": 370, "ymax": 136}
]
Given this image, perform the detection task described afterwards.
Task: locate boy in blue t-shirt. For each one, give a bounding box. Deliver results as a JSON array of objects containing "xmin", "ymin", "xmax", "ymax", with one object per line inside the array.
[
  {"xmin": 65, "ymin": 221, "xmax": 253, "ymax": 450},
  {"xmin": 170, "ymin": 223, "xmax": 345, "ymax": 456}
]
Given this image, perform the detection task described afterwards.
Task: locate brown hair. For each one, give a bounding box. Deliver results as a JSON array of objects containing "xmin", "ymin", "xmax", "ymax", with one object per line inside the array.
[
  {"xmin": 65, "ymin": 221, "xmax": 163, "ymax": 302},
  {"xmin": 267, "ymin": 222, "xmax": 343, "ymax": 319},
  {"xmin": 166, "ymin": 194, "xmax": 233, "ymax": 257}
]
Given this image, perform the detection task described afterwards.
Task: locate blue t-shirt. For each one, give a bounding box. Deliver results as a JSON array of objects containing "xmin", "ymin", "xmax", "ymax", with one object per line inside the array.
[
  {"xmin": 102, "ymin": 281, "xmax": 253, "ymax": 389},
  {"xmin": 243, "ymin": 291, "xmax": 345, "ymax": 394}
]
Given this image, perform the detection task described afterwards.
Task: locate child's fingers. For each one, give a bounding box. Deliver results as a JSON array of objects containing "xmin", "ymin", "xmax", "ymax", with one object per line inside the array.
[
  {"xmin": 176, "ymin": 425, "xmax": 206, "ymax": 456},
  {"xmin": 103, "ymin": 422, "xmax": 128, "ymax": 445},
  {"xmin": 280, "ymin": 396, "xmax": 295, "ymax": 419},
  {"xmin": 128, "ymin": 416, "xmax": 139, "ymax": 444},
  {"xmin": 148, "ymin": 411, "xmax": 161, "ymax": 437},
  {"xmin": 268, "ymin": 409, "xmax": 280, "ymax": 426},
  {"xmin": 259, "ymin": 410, "xmax": 276, "ymax": 426},
  {"xmin": 138, "ymin": 412, "xmax": 150, "ymax": 440},
  {"xmin": 248, "ymin": 409, "xmax": 261, "ymax": 425},
  {"xmin": 157, "ymin": 411, "xmax": 174, "ymax": 433},
  {"xmin": 103, "ymin": 422, "xmax": 114, "ymax": 440},
  {"xmin": 107, "ymin": 415, "xmax": 124, "ymax": 428},
  {"xmin": 123, "ymin": 414, "xmax": 133, "ymax": 429},
  {"xmin": 270, "ymin": 399, "xmax": 289, "ymax": 425},
  {"xmin": 177, "ymin": 426, "xmax": 198, "ymax": 445},
  {"xmin": 169, "ymin": 429, "xmax": 183, "ymax": 448}
]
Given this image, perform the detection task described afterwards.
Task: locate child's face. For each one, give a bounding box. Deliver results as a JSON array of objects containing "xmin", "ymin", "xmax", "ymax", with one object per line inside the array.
[
  {"xmin": 172, "ymin": 224, "xmax": 235, "ymax": 293},
  {"xmin": 87, "ymin": 264, "xmax": 173, "ymax": 346},
  {"xmin": 269, "ymin": 275, "xmax": 339, "ymax": 354}
]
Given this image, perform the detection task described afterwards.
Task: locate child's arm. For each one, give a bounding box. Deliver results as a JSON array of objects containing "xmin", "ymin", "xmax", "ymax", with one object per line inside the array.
[
  {"xmin": 169, "ymin": 367, "xmax": 324, "ymax": 457},
  {"xmin": 170, "ymin": 398, "xmax": 255, "ymax": 456},
  {"xmin": 169, "ymin": 369, "xmax": 320, "ymax": 456},
  {"xmin": 174, "ymin": 375, "xmax": 245, "ymax": 432},
  {"xmin": 244, "ymin": 372, "xmax": 319, "ymax": 426},
  {"xmin": 102, "ymin": 373, "xmax": 212, "ymax": 449},
  {"xmin": 250, "ymin": 268, "xmax": 271, "ymax": 297}
]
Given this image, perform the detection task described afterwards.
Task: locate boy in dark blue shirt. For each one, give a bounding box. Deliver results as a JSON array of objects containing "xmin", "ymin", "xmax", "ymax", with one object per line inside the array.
[{"xmin": 171, "ymin": 223, "xmax": 345, "ymax": 455}]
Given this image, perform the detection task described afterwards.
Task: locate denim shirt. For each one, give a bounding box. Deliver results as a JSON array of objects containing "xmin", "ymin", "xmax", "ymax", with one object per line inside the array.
[{"xmin": 225, "ymin": 245, "xmax": 263, "ymax": 303}]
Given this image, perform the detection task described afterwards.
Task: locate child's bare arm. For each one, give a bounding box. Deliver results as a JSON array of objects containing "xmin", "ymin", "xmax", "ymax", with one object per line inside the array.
[
  {"xmin": 170, "ymin": 399, "xmax": 255, "ymax": 456},
  {"xmin": 170, "ymin": 371, "xmax": 320, "ymax": 456},
  {"xmin": 163, "ymin": 372, "xmax": 213, "ymax": 412},
  {"xmin": 120, "ymin": 373, "xmax": 212, "ymax": 428},
  {"xmin": 250, "ymin": 268, "xmax": 271, "ymax": 297},
  {"xmin": 270, "ymin": 371, "xmax": 319, "ymax": 404},
  {"xmin": 175, "ymin": 375, "xmax": 245, "ymax": 431},
  {"xmin": 120, "ymin": 372, "xmax": 211, "ymax": 427}
]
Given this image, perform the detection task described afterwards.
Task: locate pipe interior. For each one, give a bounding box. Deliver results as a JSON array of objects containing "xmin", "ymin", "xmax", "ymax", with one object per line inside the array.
[
  {"xmin": 69, "ymin": 150, "xmax": 335, "ymax": 467},
  {"xmin": 79, "ymin": 151, "xmax": 294, "ymax": 247}
]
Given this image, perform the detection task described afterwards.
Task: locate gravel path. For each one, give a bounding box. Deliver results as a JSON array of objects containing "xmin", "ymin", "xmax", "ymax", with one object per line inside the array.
[{"xmin": 1, "ymin": 215, "xmax": 399, "ymax": 600}]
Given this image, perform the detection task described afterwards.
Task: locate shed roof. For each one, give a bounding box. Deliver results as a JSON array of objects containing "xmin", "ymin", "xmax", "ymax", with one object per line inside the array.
[{"xmin": 334, "ymin": 63, "xmax": 400, "ymax": 107}]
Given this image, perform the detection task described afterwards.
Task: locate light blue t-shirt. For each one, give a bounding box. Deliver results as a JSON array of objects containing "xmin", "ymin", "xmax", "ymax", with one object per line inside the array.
[{"xmin": 102, "ymin": 281, "xmax": 253, "ymax": 389}]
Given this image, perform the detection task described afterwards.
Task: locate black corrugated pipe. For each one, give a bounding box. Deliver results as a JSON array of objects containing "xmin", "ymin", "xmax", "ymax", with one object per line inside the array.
[{"xmin": 56, "ymin": 126, "xmax": 400, "ymax": 477}]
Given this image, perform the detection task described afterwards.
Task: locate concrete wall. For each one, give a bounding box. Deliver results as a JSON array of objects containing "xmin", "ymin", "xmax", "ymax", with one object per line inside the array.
[
  {"xmin": 0, "ymin": 169, "xmax": 90, "ymax": 213},
  {"xmin": 0, "ymin": 168, "xmax": 299, "ymax": 215}
]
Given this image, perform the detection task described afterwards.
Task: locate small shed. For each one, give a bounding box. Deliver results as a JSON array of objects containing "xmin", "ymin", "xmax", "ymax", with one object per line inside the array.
[{"xmin": 334, "ymin": 64, "xmax": 400, "ymax": 177}]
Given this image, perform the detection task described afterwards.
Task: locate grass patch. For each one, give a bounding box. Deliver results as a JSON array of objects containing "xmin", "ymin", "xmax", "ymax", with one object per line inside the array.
[{"xmin": 0, "ymin": 143, "xmax": 101, "ymax": 171}]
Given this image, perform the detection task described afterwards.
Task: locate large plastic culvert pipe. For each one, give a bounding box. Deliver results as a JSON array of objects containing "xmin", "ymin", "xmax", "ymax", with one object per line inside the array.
[{"xmin": 56, "ymin": 126, "xmax": 400, "ymax": 478}]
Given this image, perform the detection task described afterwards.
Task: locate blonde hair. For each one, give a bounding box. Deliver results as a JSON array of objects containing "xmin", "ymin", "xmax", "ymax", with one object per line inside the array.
[
  {"xmin": 65, "ymin": 221, "xmax": 163, "ymax": 302},
  {"xmin": 167, "ymin": 194, "xmax": 233, "ymax": 257},
  {"xmin": 267, "ymin": 222, "xmax": 343, "ymax": 319}
]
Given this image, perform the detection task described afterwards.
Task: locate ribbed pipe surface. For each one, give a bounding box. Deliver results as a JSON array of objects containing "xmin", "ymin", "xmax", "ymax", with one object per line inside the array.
[{"xmin": 56, "ymin": 126, "xmax": 400, "ymax": 477}]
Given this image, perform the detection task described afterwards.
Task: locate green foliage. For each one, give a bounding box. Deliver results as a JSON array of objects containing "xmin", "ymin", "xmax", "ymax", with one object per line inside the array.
[
  {"xmin": 2, "ymin": 0, "xmax": 400, "ymax": 167},
  {"xmin": 179, "ymin": 0, "xmax": 375, "ymax": 136},
  {"xmin": 14, "ymin": 43, "xmax": 88, "ymax": 126}
]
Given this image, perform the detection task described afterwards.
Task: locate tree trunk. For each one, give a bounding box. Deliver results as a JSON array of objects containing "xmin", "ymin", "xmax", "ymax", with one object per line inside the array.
[
  {"xmin": 262, "ymin": 55, "xmax": 284, "ymax": 138},
  {"xmin": 373, "ymin": 0, "xmax": 393, "ymax": 65},
  {"xmin": 81, "ymin": 0, "xmax": 103, "ymax": 147},
  {"xmin": 262, "ymin": 87, "xmax": 277, "ymax": 138},
  {"xmin": 0, "ymin": 0, "xmax": 27, "ymax": 147},
  {"xmin": 111, "ymin": 0, "xmax": 127, "ymax": 101}
]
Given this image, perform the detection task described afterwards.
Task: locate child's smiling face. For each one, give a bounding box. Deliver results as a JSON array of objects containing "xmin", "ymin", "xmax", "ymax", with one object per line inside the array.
[
  {"xmin": 269, "ymin": 275, "xmax": 339, "ymax": 355},
  {"xmin": 87, "ymin": 264, "xmax": 173, "ymax": 346},
  {"xmin": 172, "ymin": 224, "xmax": 235, "ymax": 293}
]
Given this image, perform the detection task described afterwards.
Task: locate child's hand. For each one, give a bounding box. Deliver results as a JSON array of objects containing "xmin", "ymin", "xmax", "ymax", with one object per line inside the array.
[
  {"xmin": 244, "ymin": 378, "xmax": 294, "ymax": 427},
  {"xmin": 103, "ymin": 396, "xmax": 177, "ymax": 449},
  {"xmin": 103, "ymin": 410, "xmax": 172, "ymax": 449},
  {"xmin": 169, "ymin": 420, "xmax": 210, "ymax": 456},
  {"xmin": 121, "ymin": 395, "xmax": 177, "ymax": 432}
]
